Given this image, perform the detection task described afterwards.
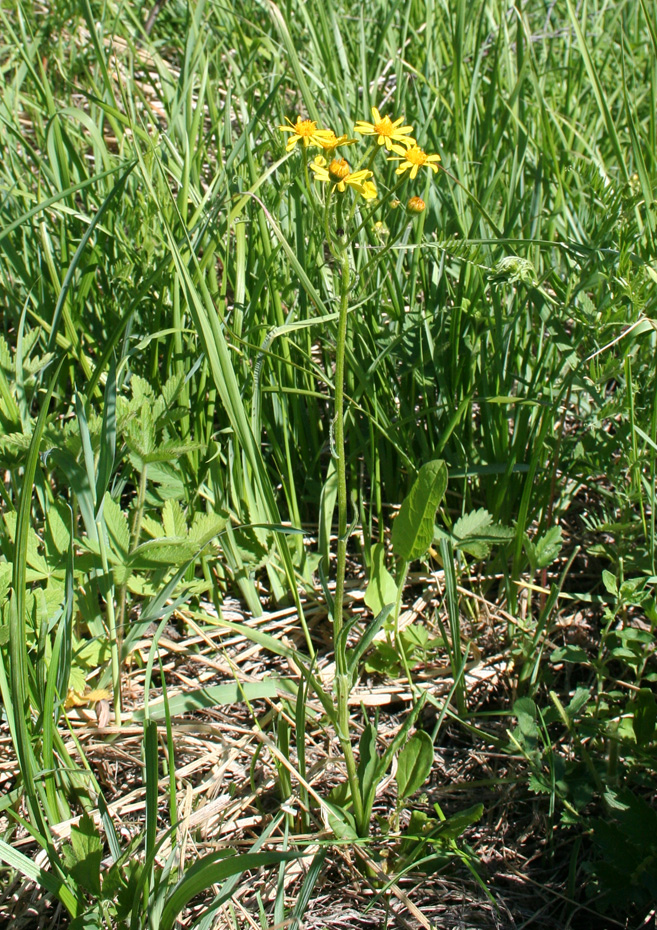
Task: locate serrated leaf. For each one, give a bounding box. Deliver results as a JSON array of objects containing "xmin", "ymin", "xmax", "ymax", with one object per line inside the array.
[
  {"xmin": 392, "ymin": 460, "xmax": 448, "ymax": 562},
  {"xmin": 534, "ymin": 526, "xmax": 563, "ymax": 569},
  {"xmin": 128, "ymin": 537, "xmax": 197, "ymax": 567},
  {"xmin": 396, "ymin": 731, "xmax": 434, "ymax": 800},
  {"xmin": 101, "ymin": 493, "xmax": 130, "ymax": 563},
  {"xmin": 364, "ymin": 543, "xmax": 398, "ymax": 615},
  {"xmin": 453, "ymin": 508, "xmax": 493, "ymax": 539},
  {"xmin": 161, "ymin": 373, "xmax": 185, "ymax": 407},
  {"xmin": 143, "ymin": 462, "xmax": 185, "ymax": 499},
  {"xmin": 130, "ymin": 375, "xmax": 154, "ymax": 405},
  {"xmin": 188, "ymin": 511, "xmax": 228, "ymax": 549},
  {"xmin": 0, "ymin": 563, "xmax": 12, "ymax": 605},
  {"xmin": 45, "ymin": 501, "xmax": 71, "ymax": 557},
  {"xmin": 162, "ymin": 499, "xmax": 187, "ymax": 539},
  {"xmin": 143, "ymin": 439, "xmax": 202, "ymax": 464}
]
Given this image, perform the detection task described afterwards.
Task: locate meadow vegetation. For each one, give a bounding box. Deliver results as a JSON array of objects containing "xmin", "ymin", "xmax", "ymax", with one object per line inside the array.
[{"xmin": 1, "ymin": 0, "xmax": 657, "ymax": 926}]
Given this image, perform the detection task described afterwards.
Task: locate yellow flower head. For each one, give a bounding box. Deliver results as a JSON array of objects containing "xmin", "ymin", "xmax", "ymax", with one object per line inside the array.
[
  {"xmin": 354, "ymin": 107, "xmax": 416, "ymax": 150},
  {"xmin": 315, "ymin": 130, "xmax": 358, "ymax": 153},
  {"xmin": 279, "ymin": 116, "xmax": 334, "ymax": 152},
  {"xmin": 310, "ymin": 156, "xmax": 376, "ymax": 198},
  {"xmin": 329, "ymin": 157, "xmax": 351, "ymax": 181},
  {"xmin": 406, "ymin": 196, "xmax": 426, "ymax": 214},
  {"xmin": 388, "ymin": 144, "xmax": 441, "ymax": 180}
]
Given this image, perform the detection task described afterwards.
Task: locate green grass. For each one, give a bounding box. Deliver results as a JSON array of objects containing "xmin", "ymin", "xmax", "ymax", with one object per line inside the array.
[{"xmin": 1, "ymin": 0, "xmax": 657, "ymax": 925}]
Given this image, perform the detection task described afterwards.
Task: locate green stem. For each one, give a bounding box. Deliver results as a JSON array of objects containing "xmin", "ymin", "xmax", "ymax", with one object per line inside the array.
[
  {"xmin": 116, "ymin": 465, "xmax": 148, "ymax": 660},
  {"xmin": 333, "ymin": 247, "xmax": 350, "ymax": 659},
  {"xmin": 332, "ymin": 242, "xmax": 366, "ymax": 834},
  {"xmin": 96, "ymin": 519, "xmax": 122, "ymax": 727}
]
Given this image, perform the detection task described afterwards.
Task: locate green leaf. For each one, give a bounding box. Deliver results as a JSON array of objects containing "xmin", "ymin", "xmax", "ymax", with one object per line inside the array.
[
  {"xmin": 162, "ymin": 499, "xmax": 187, "ymax": 538},
  {"xmin": 101, "ymin": 493, "xmax": 130, "ymax": 563},
  {"xmin": 357, "ymin": 722, "xmax": 380, "ymax": 799},
  {"xmin": 430, "ymin": 802, "xmax": 484, "ymax": 842},
  {"xmin": 513, "ymin": 697, "xmax": 538, "ymax": 739},
  {"xmin": 324, "ymin": 802, "xmax": 358, "ymax": 841},
  {"xmin": 533, "ymin": 526, "xmax": 563, "ymax": 569},
  {"xmin": 362, "ymin": 642, "xmax": 401, "ymax": 677},
  {"xmin": 453, "ymin": 508, "xmax": 493, "ymax": 539},
  {"xmin": 69, "ymin": 910, "xmax": 104, "ymax": 930},
  {"xmin": 396, "ymin": 731, "xmax": 434, "ymax": 800},
  {"xmin": 398, "ymin": 810, "xmax": 439, "ymax": 861},
  {"xmin": 633, "ymin": 688, "xmax": 657, "ymax": 746},
  {"xmin": 159, "ymin": 852, "xmax": 299, "ymax": 930},
  {"xmin": 66, "ymin": 815, "xmax": 103, "ymax": 897},
  {"xmin": 565, "ymin": 687, "xmax": 591, "ymax": 718},
  {"xmin": 550, "ymin": 645, "xmax": 589, "ymax": 664},
  {"xmin": 391, "ymin": 460, "xmax": 448, "ymax": 562},
  {"xmin": 188, "ymin": 511, "xmax": 228, "ymax": 548},
  {"xmin": 364, "ymin": 543, "xmax": 398, "ymax": 615},
  {"xmin": 346, "ymin": 604, "xmax": 394, "ymax": 682},
  {"xmin": 602, "ymin": 569, "xmax": 618, "ymax": 597},
  {"xmin": 131, "ymin": 679, "xmax": 293, "ymax": 721},
  {"xmin": 451, "ymin": 509, "xmax": 515, "ymax": 558}
]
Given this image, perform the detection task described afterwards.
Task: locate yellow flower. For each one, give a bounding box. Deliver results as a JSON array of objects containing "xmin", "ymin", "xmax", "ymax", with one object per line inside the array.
[
  {"xmin": 310, "ymin": 156, "xmax": 376, "ymax": 198},
  {"xmin": 315, "ymin": 130, "xmax": 357, "ymax": 153},
  {"xmin": 406, "ymin": 196, "xmax": 426, "ymax": 214},
  {"xmin": 388, "ymin": 144, "xmax": 441, "ymax": 179},
  {"xmin": 354, "ymin": 107, "xmax": 415, "ymax": 150},
  {"xmin": 359, "ymin": 180, "xmax": 377, "ymax": 201},
  {"xmin": 279, "ymin": 116, "xmax": 333, "ymax": 152},
  {"xmin": 328, "ymin": 157, "xmax": 351, "ymax": 181}
]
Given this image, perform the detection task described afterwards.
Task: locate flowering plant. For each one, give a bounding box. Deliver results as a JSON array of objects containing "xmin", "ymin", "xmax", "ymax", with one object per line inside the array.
[{"xmin": 273, "ymin": 106, "xmax": 441, "ymax": 841}]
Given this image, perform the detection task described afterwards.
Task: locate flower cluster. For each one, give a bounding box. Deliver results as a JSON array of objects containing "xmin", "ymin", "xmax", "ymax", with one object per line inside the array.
[{"xmin": 279, "ymin": 106, "xmax": 440, "ymax": 213}]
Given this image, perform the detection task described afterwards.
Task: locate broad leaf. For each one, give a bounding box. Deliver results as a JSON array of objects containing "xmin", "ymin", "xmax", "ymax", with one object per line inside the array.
[
  {"xmin": 396, "ymin": 731, "xmax": 434, "ymax": 800},
  {"xmin": 364, "ymin": 543, "xmax": 398, "ymax": 615},
  {"xmin": 392, "ymin": 460, "xmax": 448, "ymax": 562}
]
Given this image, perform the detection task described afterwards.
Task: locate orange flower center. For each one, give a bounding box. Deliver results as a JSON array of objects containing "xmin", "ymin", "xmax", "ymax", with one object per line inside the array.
[
  {"xmin": 404, "ymin": 146, "xmax": 428, "ymax": 165},
  {"xmin": 294, "ymin": 119, "xmax": 317, "ymax": 137},
  {"xmin": 373, "ymin": 116, "xmax": 394, "ymax": 137},
  {"xmin": 329, "ymin": 157, "xmax": 351, "ymax": 181}
]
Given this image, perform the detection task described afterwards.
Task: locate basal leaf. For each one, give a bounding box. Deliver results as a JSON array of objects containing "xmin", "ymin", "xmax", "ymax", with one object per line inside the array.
[
  {"xmin": 396, "ymin": 731, "xmax": 434, "ymax": 800},
  {"xmin": 391, "ymin": 460, "xmax": 448, "ymax": 562}
]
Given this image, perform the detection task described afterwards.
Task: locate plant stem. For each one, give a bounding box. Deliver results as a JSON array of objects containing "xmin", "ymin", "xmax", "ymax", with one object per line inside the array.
[
  {"xmin": 96, "ymin": 519, "xmax": 122, "ymax": 727},
  {"xmin": 332, "ymin": 240, "xmax": 366, "ymax": 834},
  {"xmin": 333, "ymin": 245, "xmax": 350, "ymax": 661},
  {"xmin": 116, "ymin": 465, "xmax": 148, "ymax": 664}
]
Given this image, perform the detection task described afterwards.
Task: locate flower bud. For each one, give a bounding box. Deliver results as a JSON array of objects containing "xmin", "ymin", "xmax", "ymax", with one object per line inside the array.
[
  {"xmin": 406, "ymin": 196, "xmax": 425, "ymax": 215},
  {"xmin": 329, "ymin": 157, "xmax": 351, "ymax": 181}
]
